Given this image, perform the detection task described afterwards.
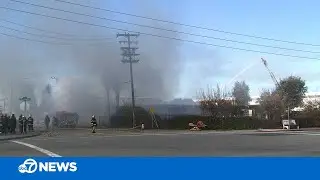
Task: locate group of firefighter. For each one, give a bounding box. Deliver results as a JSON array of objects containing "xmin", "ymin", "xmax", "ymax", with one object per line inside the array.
[
  {"xmin": 44, "ymin": 114, "xmax": 59, "ymax": 131},
  {"xmin": 1, "ymin": 113, "xmax": 98, "ymax": 134},
  {"xmin": 0, "ymin": 114, "xmax": 34, "ymax": 135}
]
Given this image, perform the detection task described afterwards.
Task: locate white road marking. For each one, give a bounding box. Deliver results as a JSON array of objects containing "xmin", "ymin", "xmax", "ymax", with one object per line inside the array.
[
  {"xmin": 11, "ymin": 140, "xmax": 62, "ymax": 157},
  {"xmin": 290, "ymin": 132, "xmax": 320, "ymax": 136}
]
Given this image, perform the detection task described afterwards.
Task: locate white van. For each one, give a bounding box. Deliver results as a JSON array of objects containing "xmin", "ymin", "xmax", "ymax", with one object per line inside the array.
[{"xmin": 282, "ymin": 119, "xmax": 299, "ymax": 130}]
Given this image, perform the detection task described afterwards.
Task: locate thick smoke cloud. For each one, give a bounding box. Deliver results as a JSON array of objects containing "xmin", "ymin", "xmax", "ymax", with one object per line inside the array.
[{"xmin": 0, "ymin": 0, "xmax": 182, "ymax": 120}]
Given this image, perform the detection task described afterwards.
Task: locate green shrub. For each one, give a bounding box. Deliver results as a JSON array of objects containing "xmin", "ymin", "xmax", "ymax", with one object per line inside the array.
[{"xmin": 293, "ymin": 115, "xmax": 320, "ymax": 128}]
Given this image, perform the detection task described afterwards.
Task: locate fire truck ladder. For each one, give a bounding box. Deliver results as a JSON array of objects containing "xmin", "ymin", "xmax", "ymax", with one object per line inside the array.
[
  {"xmin": 261, "ymin": 58, "xmax": 280, "ymax": 88},
  {"xmin": 261, "ymin": 58, "xmax": 291, "ymax": 122}
]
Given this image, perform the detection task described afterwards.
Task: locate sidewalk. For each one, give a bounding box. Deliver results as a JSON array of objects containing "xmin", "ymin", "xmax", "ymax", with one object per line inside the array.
[{"xmin": 0, "ymin": 132, "xmax": 41, "ymax": 141}]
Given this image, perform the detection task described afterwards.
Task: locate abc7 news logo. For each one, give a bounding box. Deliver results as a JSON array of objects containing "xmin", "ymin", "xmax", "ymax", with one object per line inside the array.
[{"xmin": 18, "ymin": 159, "xmax": 37, "ymax": 174}]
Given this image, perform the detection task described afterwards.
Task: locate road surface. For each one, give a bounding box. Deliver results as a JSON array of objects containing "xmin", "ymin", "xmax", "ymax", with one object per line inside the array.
[{"xmin": 1, "ymin": 129, "xmax": 320, "ymax": 156}]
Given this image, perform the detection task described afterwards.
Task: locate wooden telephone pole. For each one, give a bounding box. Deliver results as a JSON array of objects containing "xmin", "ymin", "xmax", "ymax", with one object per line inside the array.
[{"xmin": 117, "ymin": 32, "xmax": 140, "ymax": 128}]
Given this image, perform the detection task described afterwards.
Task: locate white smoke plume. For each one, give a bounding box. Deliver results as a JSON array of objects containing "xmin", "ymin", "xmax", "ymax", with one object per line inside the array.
[{"xmin": 0, "ymin": 0, "xmax": 183, "ymax": 121}]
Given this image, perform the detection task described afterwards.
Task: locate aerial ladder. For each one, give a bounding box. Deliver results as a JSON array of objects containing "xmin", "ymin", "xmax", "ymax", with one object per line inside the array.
[
  {"xmin": 261, "ymin": 58, "xmax": 295, "ymax": 129},
  {"xmin": 261, "ymin": 58, "xmax": 280, "ymax": 88}
]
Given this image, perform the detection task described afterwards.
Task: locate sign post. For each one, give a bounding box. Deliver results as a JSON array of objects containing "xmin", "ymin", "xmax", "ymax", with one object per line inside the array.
[{"xmin": 19, "ymin": 96, "xmax": 31, "ymax": 116}]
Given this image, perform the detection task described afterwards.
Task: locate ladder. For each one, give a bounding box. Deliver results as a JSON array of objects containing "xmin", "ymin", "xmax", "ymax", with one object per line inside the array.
[{"xmin": 149, "ymin": 108, "xmax": 159, "ymax": 129}]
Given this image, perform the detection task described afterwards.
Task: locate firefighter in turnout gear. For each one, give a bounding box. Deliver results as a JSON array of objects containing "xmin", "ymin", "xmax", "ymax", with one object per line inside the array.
[
  {"xmin": 18, "ymin": 115, "xmax": 23, "ymax": 134},
  {"xmin": 45, "ymin": 115, "xmax": 50, "ymax": 131},
  {"xmin": 0, "ymin": 114, "xmax": 2, "ymax": 134},
  {"xmin": 1, "ymin": 114, "xmax": 8, "ymax": 135},
  {"xmin": 23, "ymin": 116, "xmax": 28, "ymax": 134},
  {"xmin": 9, "ymin": 114, "xmax": 17, "ymax": 134},
  {"xmin": 52, "ymin": 116, "xmax": 58, "ymax": 131},
  {"xmin": 27, "ymin": 115, "xmax": 34, "ymax": 132},
  {"xmin": 91, "ymin": 115, "xmax": 97, "ymax": 133},
  {"xmin": 3, "ymin": 114, "xmax": 9, "ymax": 135}
]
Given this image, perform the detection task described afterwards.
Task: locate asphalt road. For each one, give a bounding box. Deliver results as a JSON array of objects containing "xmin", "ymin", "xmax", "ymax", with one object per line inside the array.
[{"xmin": 1, "ymin": 129, "xmax": 320, "ymax": 156}]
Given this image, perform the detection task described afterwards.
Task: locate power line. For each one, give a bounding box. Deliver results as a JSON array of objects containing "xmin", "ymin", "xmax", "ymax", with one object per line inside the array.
[
  {"xmin": 0, "ymin": 29, "xmax": 115, "ymax": 46},
  {"xmin": 0, "ymin": 19, "xmax": 78, "ymax": 37},
  {"xmin": 1, "ymin": 6, "xmax": 320, "ymax": 60},
  {"xmin": 0, "ymin": 31, "xmax": 71, "ymax": 45},
  {"xmin": 0, "ymin": 24, "xmax": 77, "ymax": 41},
  {"xmin": 9, "ymin": 0, "xmax": 320, "ymax": 54},
  {"xmin": 0, "ymin": 23, "xmax": 114, "ymax": 42},
  {"xmin": 0, "ymin": 19, "xmax": 114, "ymax": 40},
  {"xmin": 54, "ymin": 0, "xmax": 320, "ymax": 47}
]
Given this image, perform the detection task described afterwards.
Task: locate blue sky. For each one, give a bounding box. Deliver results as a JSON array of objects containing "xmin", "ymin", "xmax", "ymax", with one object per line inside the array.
[
  {"xmin": 171, "ymin": 0, "xmax": 320, "ymax": 97},
  {"xmin": 2, "ymin": 0, "xmax": 320, "ymax": 100},
  {"xmin": 103, "ymin": 0, "xmax": 320, "ymax": 98}
]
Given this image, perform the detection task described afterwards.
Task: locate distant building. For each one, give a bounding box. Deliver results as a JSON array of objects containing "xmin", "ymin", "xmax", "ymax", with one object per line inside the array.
[
  {"xmin": 248, "ymin": 93, "xmax": 320, "ymax": 111},
  {"xmin": 303, "ymin": 92, "xmax": 320, "ymax": 103},
  {"xmin": 249, "ymin": 96, "xmax": 260, "ymax": 106},
  {"xmin": 116, "ymin": 92, "xmax": 320, "ymax": 118},
  {"xmin": 119, "ymin": 97, "xmax": 201, "ymax": 118}
]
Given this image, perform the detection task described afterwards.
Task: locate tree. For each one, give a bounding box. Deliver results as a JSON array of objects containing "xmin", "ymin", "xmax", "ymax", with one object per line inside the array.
[
  {"xmin": 198, "ymin": 84, "xmax": 237, "ymax": 117},
  {"xmin": 302, "ymin": 100, "xmax": 320, "ymax": 127},
  {"xmin": 259, "ymin": 89, "xmax": 284, "ymax": 120},
  {"xmin": 232, "ymin": 81, "xmax": 251, "ymax": 106},
  {"xmin": 276, "ymin": 76, "xmax": 307, "ymax": 108}
]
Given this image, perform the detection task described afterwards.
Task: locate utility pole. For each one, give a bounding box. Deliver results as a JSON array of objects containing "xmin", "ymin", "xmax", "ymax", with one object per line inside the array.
[
  {"xmin": 19, "ymin": 96, "xmax": 31, "ymax": 116},
  {"xmin": 107, "ymin": 88, "xmax": 111, "ymax": 123},
  {"xmin": 9, "ymin": 80, "xmax": 13, "ymax": 114},
  {"xmin": 117, "ymin": 32, "xmax": 140, "ymax": 128}
]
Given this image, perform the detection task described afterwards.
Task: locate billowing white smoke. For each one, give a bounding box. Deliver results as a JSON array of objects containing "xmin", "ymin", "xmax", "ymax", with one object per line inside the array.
[
  {"xmin": 0, "ymin": 0, "xmax": 183, "ymax": 120},
  {"xmin": 52, "ymin": 76, "xmax": 106, "ymax": 119}
]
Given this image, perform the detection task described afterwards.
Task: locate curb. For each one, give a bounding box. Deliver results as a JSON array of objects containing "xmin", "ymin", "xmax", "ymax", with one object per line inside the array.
[
  {"xmin": 58, "ymin": 128, "xmax": 139, "ymax": 132},
  {"xmin": 256, "ymin": 129, "xmax": 303, "ymax": 132},
  {"xmin": 0, "ymin": 132, "xmax": 42, "ymax": 141}
]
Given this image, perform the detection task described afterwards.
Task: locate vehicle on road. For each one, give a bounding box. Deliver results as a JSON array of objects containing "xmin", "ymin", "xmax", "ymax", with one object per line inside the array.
[
  {"xmin": 282, "ymin": 119, "xmax": 299, "ymax": 130},
  {"xmin": 55, "ymin": 111, "xmax": 79, "ymax": 128}
]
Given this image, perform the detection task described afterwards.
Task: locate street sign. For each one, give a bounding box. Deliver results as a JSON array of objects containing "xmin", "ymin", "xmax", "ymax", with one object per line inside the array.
[
  {"xmin": 149, "ymin": 107, "xmax": 154, "ymax": 113},
  {"xmin": 20, "ymin": 102, "xmax": 30, "ymax": 111},
  {"xmin": 19, "ymin": 97, "xmax": 31, "ymax": 101}
]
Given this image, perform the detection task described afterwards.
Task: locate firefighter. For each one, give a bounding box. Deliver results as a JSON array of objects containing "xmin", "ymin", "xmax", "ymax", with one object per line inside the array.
[
  {"xmin": 4, "ymin": 114, "xmax": 10, "ymax": 134},
  {"xmin": 22, "ymin": 116, "xmax": 28, "ymax": 134},
  {"xmin": 6, "ymin": 114, "xmax": 11, "ymax": 133},
  {"xmin": 141, "ymin": 120, "xmax": 145, "ymax": 132},
  {"xmin": 3, "ymin": 114, "xmax": 8, "ymax": 135},
  {"xmin": 91, "ymin": 115, "xmax": 97, "ymax": 133},
  {"xmin": 27, "ymin": 115, "xmax": 34, "ymax": 132},
  {"xmin": 1, "ymin": 114, "xmax": 7, "ymax": 135},
  {"xmin": 52, "ymin": 116, "xmax": 58, "ymax": 131},
  {"xmin": 18, "ymin": 115, "xmax": 23, "ymax": 134},
  {"xmin": 0, "ymin": 114, "xmax": 2, "ymax": 134},
  {"xmin": 45, "ymin": 115, "xmax": 50, "ymax": 131},
  {"xmin": 10, "ymin": 114, "xmax": 17, "ymax": 134}
]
